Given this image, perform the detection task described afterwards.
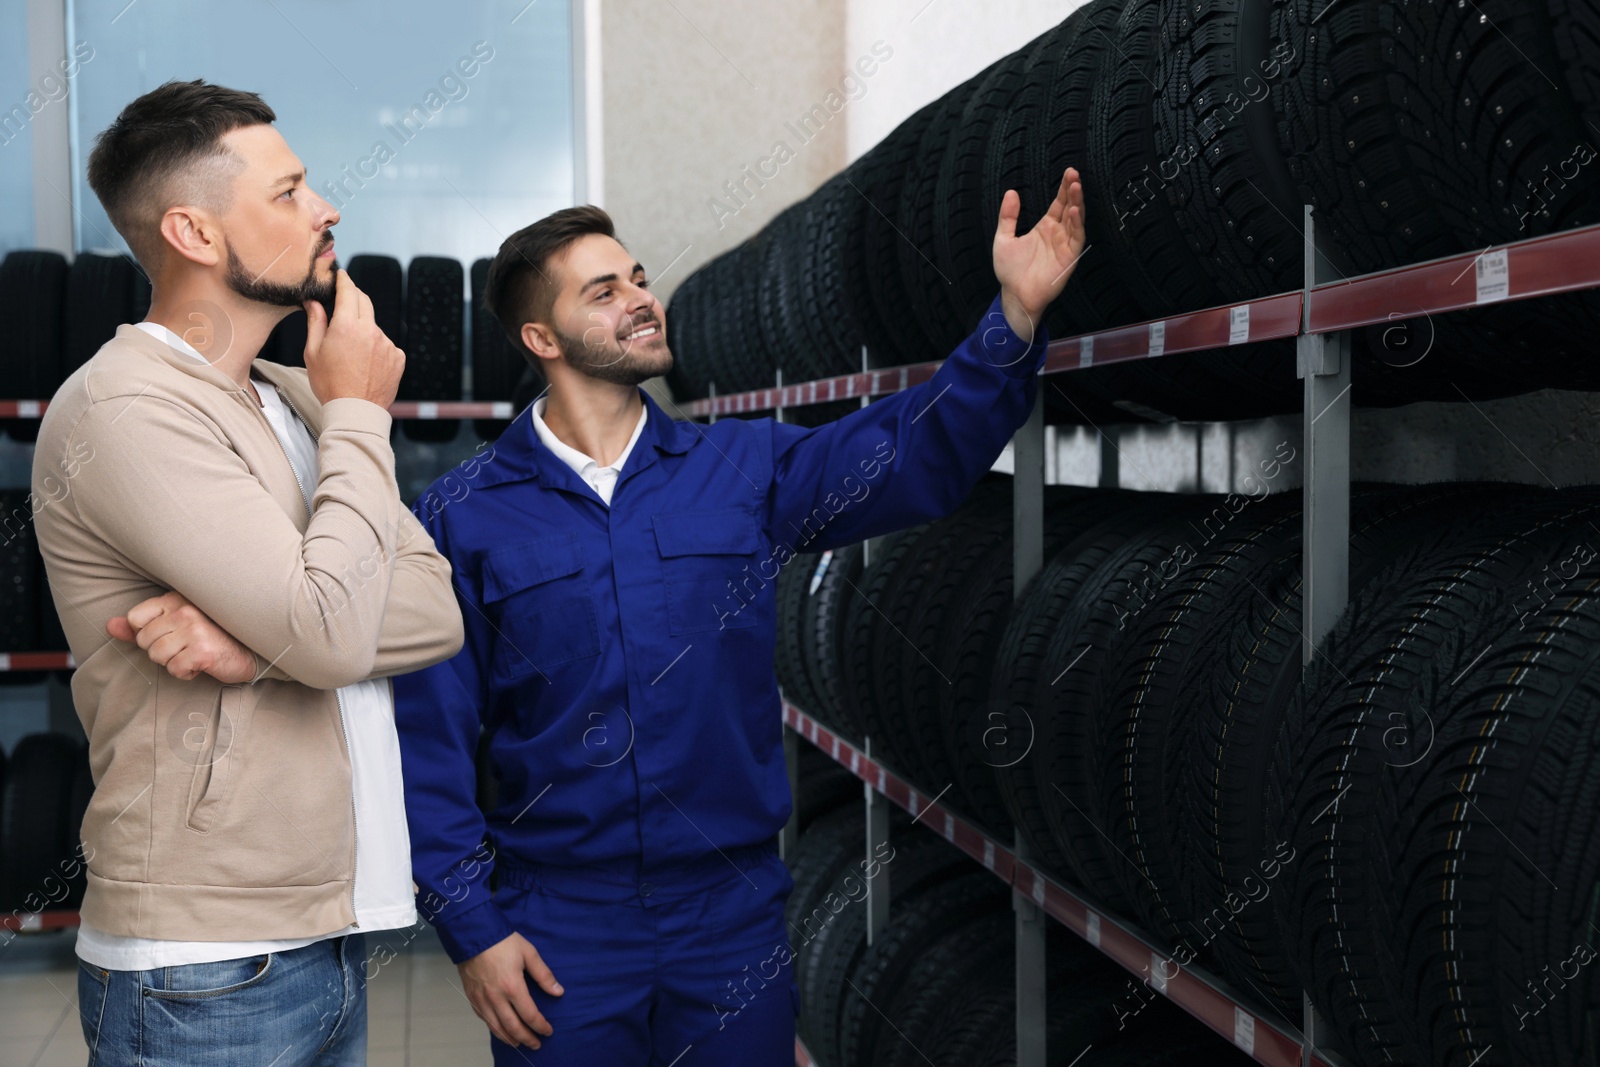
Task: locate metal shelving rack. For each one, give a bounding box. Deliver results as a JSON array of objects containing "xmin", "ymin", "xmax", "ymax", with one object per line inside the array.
[
  {"xmin": 4, "ymin": 217, "xmax": 1600, "ymax": 1062},
  {"xmin": 734, "ymin": 213, "xmax": 1600, "ymax": 1067}
]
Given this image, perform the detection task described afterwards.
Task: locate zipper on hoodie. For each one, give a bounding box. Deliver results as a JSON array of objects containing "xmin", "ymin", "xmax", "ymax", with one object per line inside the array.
[{"xmin": 246, "ymin": 378, "xmax": 361, "ymax": 928}]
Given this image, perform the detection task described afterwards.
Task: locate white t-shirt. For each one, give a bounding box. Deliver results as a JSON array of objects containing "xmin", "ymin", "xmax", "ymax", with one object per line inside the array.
[
  {"xmin": 75, "ymin": 323, "xmax": 416, "ymax": 970},
  {"xmin": 530, "ymin": 394, "xmax": 647, "ymax": 505}
]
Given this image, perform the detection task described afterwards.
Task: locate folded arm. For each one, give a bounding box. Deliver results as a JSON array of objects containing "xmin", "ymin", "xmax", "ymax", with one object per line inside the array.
[{"xmin": 71, "ymin": 394, "xmax": 456, "ymax": 689}]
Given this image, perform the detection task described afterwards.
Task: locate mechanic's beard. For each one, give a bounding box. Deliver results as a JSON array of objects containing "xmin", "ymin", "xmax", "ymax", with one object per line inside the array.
[
  {"xmin": 555, "ymin": 326, "xmax": 673, "ymax": 387},
  {"xmin": 224, "ymin": 240, "xmax": 335, "ymax": 308}
]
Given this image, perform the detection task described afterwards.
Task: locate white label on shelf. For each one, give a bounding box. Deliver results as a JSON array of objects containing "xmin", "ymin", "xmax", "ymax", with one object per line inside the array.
[
  {"xmin": 1228, "ymin": 305, "xmax": 1250, "ymax": 345},
  {"xmin": 808, "ymin": 550, "xmax": 832, "ymax": 596},
  {"xmin": 908, "ymin": 792, "xmax": 919, "ymax": 817},
  {"xmin": 1234, "ymin": 1009, "xmax": 1255, "ymax": 1054},
  {"xmin": 18, "ymin": 400, "xmax": 40, "ymax": 418},
  {"xmin": 1148, "ymin": 321, "xmax": 1166, "ymax": 357},
  {"xmin": 1476, "ymin": 248, "xmax": 1510, "ymax": 304},
  {"xmin": 19, "ymin": 912, "xmax": 41, "ymax": 931},
  {"xmin": 943, "ymin": 813, "xmax": 955, "ymax": 841},
  {"xmin": 0, "ymin": 653, "xmax": 9, "ymax": 671},
  {"xmin": 1151, "ymin": 952, "xmax": 1169, "ymax": 993},
  {"xmin": 830, "ymin": 737, "xmax": 840, "ymax": 760},
  {"xmin": 492, "ymin": 402, "xmax": 513, "ymax": 418},
  {"xmin": 66, "ymin": 653, "xmax": 76, "ymax": 669},
  {"xmin": 1080, "ymin": 336, "xmax": 1095, "ymax": 368},
  {"xmin": 1086, "ymin": 911, "xmax": 1101, "ymax": 947},
  {"xmin": 1031, "ymin": 876, "xmax": 1046, "ymax": 906},
  {"xmin": 417, "ymin": 402, "xmax": 439, "ymax": 420},
  {"xmin": 876, "ymin": 767, "xmax": 886, "ymax": 792},
  {"xmin": 983, "ymin": 841, "xmax": 995, "ymax": 869},
  {"xmin": 850, "ymin": 750, "xmax": 860, "ymax": 774}
]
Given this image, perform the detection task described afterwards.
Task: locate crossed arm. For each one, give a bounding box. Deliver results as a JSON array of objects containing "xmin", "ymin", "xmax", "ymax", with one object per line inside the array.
[{"xmin": 108, "ymin": 506, "xmax": 457, "ymax": 686}]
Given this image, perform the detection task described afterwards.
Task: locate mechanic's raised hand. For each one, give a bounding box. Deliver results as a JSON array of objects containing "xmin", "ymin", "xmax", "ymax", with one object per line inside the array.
[
  {"xmin": 459, "ymin": 931, "xmax": 564, "ymax": 1050},
  {"xmin": 303, "ymin": 268, "xmax": 405, "ymax": 409},
  {"xmin": 993, "ymin": 166, "xmax": 1088, "ymax": 343},
  {"xmin": 106, "ymin": 591, "xmax": 259, "ymax": 683}
]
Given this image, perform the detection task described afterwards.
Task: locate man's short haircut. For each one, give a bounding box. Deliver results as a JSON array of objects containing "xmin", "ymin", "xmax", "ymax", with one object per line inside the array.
[
  {"xmin": 86, "ymin": 79, "xmax": 276, "ymax": 274},
  {"xmin": 483, "ymin": 205, "xmax": 616, "ymax": 360}
]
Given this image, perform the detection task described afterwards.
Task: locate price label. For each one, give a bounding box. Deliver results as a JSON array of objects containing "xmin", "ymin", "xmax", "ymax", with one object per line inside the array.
[
  {"xmin": 18, "ymin": 400, "xmax": 41, "ymax": 417},
  {"xmin": 1234, "ymin": 1009, "xmax": 1255, "ymax": 1054},
  {"xmin": 1151, "ymin": 952, "xmax": 1169, "ymax": 993},
  {"xmin": 1148, "ymin": 321, "xmax": 1166, "ymax": 357},
  {"xmin": 1476, "ymin": 248, "xmax": 1510, "ymax": 304},
  {"xmin": 1086, "ymin": 911, "xmax": 1101, "ymax": 947},
  {"xmin": 417, "ymin": 402, "xmax": 439, "ymax": 420},
  {"xmin": 849, "ymin": 750, "xmax": 859, "ymax": 774},
  {"xmin": 1228, "ymin": 305, "xmax": 1250, "ymax": 345},
  {"xmin": 1032, "ymin": 877, "xmax": 1046, "ymax": 906},
  {"xmin": 808, "ymin": 550, "xmax": 832, "ymax": 596},
  {"xmin": 908, "ymin": 792, "xmax": 919, "ymax": 817},
  {"xmin": 876, "ymin": 768, "xmax": 886, "ymax": 792},
  {"xmin": 1080, "ymin": 335, "xmax": 1095, "ymax": 368},
  {"xmin": 983, "ymin": 841, "xmax": 995, "ymax": 869},
  {"xmin": 942, "ymin": 813, "xmax": 955, "ymax": 841}
]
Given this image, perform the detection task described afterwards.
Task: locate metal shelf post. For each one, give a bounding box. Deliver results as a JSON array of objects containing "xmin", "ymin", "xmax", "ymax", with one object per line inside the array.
[
  {"xmin": 1014, "ymin": 397, "xmax": 1048, "ymax": 1067},
  {"xmin": 1297, "ymin": 206, "xmax": 1351, "ymax": 1067}
]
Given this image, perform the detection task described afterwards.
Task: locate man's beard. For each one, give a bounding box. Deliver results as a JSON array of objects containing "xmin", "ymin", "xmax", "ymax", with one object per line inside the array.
[
  {"xmin": 224, "ymin": 237, "xmax": 335, "ymax": 307},
  {"xmin": 554, "ymin": 317, "xmax": 673, "ymax": 387}
]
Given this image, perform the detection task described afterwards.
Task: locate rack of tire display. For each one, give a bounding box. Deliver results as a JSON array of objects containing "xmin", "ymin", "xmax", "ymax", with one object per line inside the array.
[
  {"xmin": 666, "ymin": 0, "xmax": 1600, "ymax": 1062},
  {"xmin": 0, "ymin": 247, "xmax": 539, "ymax": 937},
  {"xmin": 758, "ymin": 221, "xmax": 1600, "ymax": 1067}
]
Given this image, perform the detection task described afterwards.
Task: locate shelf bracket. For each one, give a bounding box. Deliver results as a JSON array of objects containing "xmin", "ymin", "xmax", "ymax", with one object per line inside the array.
[
  {"xmin": 781, "ymin": 716, "xmax": 799, "ymax": 863},
  {"xmin": 864, "ymin": 735, "xmax": 891, "ymax": 945}
]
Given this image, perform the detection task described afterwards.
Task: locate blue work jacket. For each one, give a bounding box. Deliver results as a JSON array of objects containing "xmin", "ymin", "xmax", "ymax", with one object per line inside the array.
[{"xmin": 393, "ymin": 294, "xmax": 1049, "ymax": 962}]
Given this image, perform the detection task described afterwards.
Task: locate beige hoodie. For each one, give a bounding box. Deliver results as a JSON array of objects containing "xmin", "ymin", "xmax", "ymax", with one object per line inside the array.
[{"xmin": 30, "ymin": 323, "xmax": 464, "ymax": 942}]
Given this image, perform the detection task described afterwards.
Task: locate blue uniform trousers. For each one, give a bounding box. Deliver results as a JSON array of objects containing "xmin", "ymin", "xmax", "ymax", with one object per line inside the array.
[{"xmin": 488, "ymin": 841, "xmax": 797, "ymax": 1066}]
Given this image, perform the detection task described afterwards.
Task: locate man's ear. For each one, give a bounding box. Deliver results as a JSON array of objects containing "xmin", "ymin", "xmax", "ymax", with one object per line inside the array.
[
  {"xmin": 158, "ymin": 206, "xmax": 223, "ymax": 269},
  {"xmin": 521, "ymin": 321, "xmax": 562, "ymax": 363}
]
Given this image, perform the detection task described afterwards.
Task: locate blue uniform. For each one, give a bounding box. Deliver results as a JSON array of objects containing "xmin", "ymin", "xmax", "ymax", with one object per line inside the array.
[{"xmin": 393, "ymin": 295, "xmax": 1049, "ymax": 1064}]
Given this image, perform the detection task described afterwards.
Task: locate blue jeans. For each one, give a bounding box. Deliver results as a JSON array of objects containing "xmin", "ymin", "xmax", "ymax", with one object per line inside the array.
[
  {"xmin": 488, "ymin": 842, "xmax": 798, "ymax": 1066},
  {"xmin": 77, "ymin": 932, "xmax": 367, "ymax": 1066}
]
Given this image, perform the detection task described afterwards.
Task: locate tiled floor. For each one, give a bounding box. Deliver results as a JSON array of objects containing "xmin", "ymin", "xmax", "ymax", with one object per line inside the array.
[{"xmin": 0, "ymin": 922, "xmax": 498, "ymax": 1066}]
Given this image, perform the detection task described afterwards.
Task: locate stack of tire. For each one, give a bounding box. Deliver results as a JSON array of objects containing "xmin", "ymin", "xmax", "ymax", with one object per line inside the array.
[
  {"xmin": 1264, "ymin": 488, "xmax": 1600, "ymax": 1066},
  {"xmin": 0, "ymin": 249, "xmax": 529, "ymax": 446},
  {"xmin": 785, "ymin": 793, "xmax": 1264, "ymax": 1065},
  {"xmin": 0, "ymin": 490, "xmax": 69, "ymax": 668},
  {"xmin": 779, "ymin": 476, "xmax": 1600, "ymax": 1063},
  {"xmin": 0, "ymin": 251, "xmax": 148, "ymax": 445},
  {"xmin": 0, "ymin": 733, "xmax": 92, "ymax": 915},
  {"xmin": 667, "ymin": 0, "xmax": 1600, "ymax": 420}
]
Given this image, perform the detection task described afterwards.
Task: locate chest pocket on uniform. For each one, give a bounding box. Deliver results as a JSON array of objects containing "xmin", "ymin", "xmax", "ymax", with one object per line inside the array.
[
  {"xmin": 654, "ymin": 509, "xmax": 764, "ymax": 635},
  {"xmin": 483, "ymin": 533, "xmax": 602, "ymax": 679}
]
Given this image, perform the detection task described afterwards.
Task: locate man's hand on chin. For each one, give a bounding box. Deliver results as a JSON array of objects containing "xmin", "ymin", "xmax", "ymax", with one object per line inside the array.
[
  {"xmin": 993, "ymin": 165, "xmax": 1089, "ymax": 343},
  {"xmin": 107, "ymin": 591, "xmax": 260, "ymax": 683}
]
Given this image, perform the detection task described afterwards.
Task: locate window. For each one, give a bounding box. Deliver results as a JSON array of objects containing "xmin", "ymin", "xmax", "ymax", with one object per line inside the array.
[
  {"xmin": 66, "ymin": 0, "xmax": 576, "ymax": 267},
  {"xmin": 0, "ymin": 0, "xmax": 38, "ymax": 255}
]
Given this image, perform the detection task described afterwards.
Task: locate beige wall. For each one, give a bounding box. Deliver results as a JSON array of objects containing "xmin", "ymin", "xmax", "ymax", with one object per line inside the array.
[
  {"xmin": 599, "ymin": 0, "xmax": 1093, "ymax": 305},
  {"xmin": 599, "ymin": 0, "xmax": 850, "ymax": 306}
]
